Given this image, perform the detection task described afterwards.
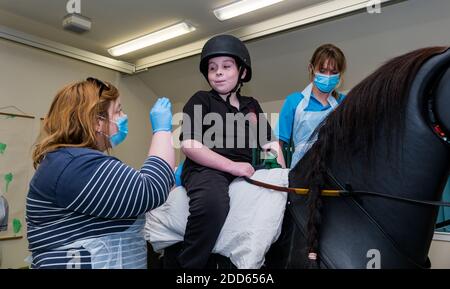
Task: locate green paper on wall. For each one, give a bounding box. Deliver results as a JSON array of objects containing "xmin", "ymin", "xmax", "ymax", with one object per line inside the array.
[
  {"xmin": 13, "ymin": 218, "xmax": 21, "ymax": 234},
  {"xmin": 4, "ymin": 173, "xmax": 13, "ymax": 193},
  {"xmin": 0, "ymin": 143, "xmax": 6, "ymax": 154}
]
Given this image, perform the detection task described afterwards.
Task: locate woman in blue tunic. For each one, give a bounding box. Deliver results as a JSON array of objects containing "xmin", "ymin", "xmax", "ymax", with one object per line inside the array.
[{"xmin": 276, "ymin": 44, "xmax": 347, "ymax": 168}]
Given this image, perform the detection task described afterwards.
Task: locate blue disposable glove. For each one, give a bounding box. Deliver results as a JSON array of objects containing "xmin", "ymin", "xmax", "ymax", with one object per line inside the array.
[
  {"xmin": 150, "ymin": 97, "xmax": 172, "ymax": 133},
  {"xmin": 174, "ymin": 161, "xmax": 184, "ymax": 187}
]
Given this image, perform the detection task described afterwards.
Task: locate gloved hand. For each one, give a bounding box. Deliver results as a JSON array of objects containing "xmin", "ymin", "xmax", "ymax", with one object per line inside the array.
[
  {"xmin": 150, "ymin": 97, "xmax": 172, "ymax": 133},
  {"xmin": 174, "ymin": 161, "xmax": 184, "ymax": 187}
]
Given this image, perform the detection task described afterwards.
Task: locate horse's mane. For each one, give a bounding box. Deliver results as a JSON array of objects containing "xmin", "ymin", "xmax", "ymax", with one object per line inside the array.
[{"xmin": 294, "ymin": 46, "xmax": 449, "ymax": 268}]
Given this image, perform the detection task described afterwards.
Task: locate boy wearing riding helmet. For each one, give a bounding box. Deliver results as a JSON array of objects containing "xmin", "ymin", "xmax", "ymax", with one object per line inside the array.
[{"xmin": 178, "ymin": 34, "xmax": 285, "ymax": 269}]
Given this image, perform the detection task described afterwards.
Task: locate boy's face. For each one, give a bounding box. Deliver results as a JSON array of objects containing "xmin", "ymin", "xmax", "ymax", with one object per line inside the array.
[{"xmin": 207, "ymin": 56, "xmax": 245, "ymax": 96}]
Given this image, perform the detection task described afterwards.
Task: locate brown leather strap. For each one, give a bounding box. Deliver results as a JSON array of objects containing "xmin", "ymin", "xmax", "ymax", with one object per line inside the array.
[
  {"xmin": 243, "ymin": 177, "xmax": 343, "ymax": 197},
  {"xmin": 244, "ymin": 176, "xmax": 450, "ymax": 206}
]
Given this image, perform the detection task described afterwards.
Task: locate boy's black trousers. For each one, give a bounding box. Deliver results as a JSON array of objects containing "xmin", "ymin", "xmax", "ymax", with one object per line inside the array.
[{"xmin": 177, "ymin": 167, "xmax": 236, "ymax": 269}]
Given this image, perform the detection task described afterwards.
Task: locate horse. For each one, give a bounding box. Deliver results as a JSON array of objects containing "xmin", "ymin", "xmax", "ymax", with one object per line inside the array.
[
  {"xmin": 151, "ymin": 46, "xmax": 450, "ymax": 269},
  {"xmin": 265, "ymin": 46, "xmax": 450, "ymax": 269}
]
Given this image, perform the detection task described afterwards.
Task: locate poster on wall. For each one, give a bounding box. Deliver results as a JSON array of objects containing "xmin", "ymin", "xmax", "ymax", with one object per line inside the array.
[{"xmin": 0, "ymin": 112, "xmax": 36, "ymax": 240}]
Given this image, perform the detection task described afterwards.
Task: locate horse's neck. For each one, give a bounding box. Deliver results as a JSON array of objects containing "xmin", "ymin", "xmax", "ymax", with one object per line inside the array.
[{"xmin": 330, "ymin": 125, "xmax": 450, "ymax": 265}]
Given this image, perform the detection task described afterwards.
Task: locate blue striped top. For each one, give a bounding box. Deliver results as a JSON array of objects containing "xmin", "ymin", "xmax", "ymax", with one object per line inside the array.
[{"xmin": 26, "ymin": 147, "xmax": 174, "ymax": 269}]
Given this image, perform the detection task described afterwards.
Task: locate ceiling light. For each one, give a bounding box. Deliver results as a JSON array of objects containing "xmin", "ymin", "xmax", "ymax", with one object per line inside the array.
[
  {"xmin": 108, "ymin": 22, "xmax": 196, "ymax": 57},
  {"xmin": 213, "ymin": 0, "xmax": 284, "ymax": 21}
]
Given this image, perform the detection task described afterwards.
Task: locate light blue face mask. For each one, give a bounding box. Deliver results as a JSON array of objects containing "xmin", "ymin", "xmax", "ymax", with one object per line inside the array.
[
  {"xmin": 314, "ymin": 72, "xmax": 340, "ymax": 93},
  {"xmin": 108, "ymin": 115, "xmax": 128, "ymax": 147}
]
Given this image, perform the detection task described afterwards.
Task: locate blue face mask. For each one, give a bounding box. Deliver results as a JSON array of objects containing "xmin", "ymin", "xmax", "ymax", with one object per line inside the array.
[
  {"xmin": 109, "ymin": 115, "xmax": 128, "ymax": 147},
  {"xmin": 313, "ymin": 73, "xmax": 340, "ymax": 93}
]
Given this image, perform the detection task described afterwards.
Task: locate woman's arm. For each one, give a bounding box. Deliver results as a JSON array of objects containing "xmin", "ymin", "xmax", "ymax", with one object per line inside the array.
[
  {"xmin": 276, "ymin": 93, "xmax": 302, "ymax": 144},
  {"xmin": 56, "ymin": 98, "xmax": 177, "ymax": 219},
  {"xmin": 149, "ymin": 131, "xmax": 175, "ymax": 170},
  {"xmin": 56, "ymin": 155, "xmax": 175, "ymax": 219}
]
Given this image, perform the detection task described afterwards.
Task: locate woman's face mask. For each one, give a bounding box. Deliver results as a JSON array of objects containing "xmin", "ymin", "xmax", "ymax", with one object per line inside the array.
[
  {"xmin": 313, "ymin": 72, "xmax": 340, "ymax": 93},
  {"xmin": 99, "ymin": 114, "xmax": 128, "ymax": 147},
  {"xmin": 109, "ymin": 115, "xmax": 128, "ymax": 147}
]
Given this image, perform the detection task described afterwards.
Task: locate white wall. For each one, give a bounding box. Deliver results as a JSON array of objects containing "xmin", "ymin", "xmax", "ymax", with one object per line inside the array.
[
  {"xmin": 139, "ymin": 0, "xmax": 450, "ymax": 106},
  {"xmin": 429, "ymin": 235, "xmax": 450, "ymax": 269},
  {"xmin": 0, "ymin": 41, "xmax": 119, "ymax": 118}
]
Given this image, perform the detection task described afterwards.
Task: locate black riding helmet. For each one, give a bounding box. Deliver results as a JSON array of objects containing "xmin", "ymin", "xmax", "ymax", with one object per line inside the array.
[{"xmin": 199, "ymin": 35, "xmax": 252, "ymax": 83}]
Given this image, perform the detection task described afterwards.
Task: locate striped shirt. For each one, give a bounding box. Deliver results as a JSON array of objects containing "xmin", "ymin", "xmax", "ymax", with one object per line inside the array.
[{"xmin": 26, "ymin": 147, "xmax": 174, "ymax": 269}]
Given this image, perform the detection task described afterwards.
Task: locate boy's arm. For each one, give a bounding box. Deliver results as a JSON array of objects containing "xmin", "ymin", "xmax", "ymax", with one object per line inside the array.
[
  {"xmin": 181, "ymin": 140, "xmax": 232, "ymax": 172},
  {"xmin": 181, "ymin": 140, "xmax": 254, "ymax": 177}
]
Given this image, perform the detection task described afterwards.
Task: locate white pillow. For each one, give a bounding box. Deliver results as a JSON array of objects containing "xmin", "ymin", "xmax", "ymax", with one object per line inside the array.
[{"xmin": 144, "ymin": 168, "xmax": 289, "ymax": 269}]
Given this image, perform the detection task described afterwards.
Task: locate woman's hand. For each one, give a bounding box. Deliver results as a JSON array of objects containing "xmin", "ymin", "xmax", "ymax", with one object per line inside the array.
[
  {"xmin": 150, "ymin": 97, "xmax": 172, "ymax": 133},
  {"xmin": 148, "ymin": 97, "xmax": 175, "ymax": 170},
  {"xmin": 228, "ymin": 162, "xmax": 255, "ymax": 177}
]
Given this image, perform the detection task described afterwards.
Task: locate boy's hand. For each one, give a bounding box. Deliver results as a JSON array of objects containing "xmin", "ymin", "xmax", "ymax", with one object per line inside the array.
[{"xmin": 228, "ymin": 162, "xmax": 255, "ymax": 177}]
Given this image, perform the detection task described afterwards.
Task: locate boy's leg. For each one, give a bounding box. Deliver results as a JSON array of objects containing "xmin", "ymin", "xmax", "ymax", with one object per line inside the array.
[{"xmin": 178, "ymin": 169, "xmax": 233, "ymax": 269}]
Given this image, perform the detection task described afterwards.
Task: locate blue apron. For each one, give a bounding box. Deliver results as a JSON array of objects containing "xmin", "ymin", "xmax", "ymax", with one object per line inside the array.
[{"xmin": 290, "ymin": 83, "xmax": 339, "ymax": 168}]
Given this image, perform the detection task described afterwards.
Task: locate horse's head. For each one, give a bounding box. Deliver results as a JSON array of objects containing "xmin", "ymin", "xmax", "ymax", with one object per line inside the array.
[{"xmin": 288, "ymin": 47, "xmax": 450, "ymax": 268}]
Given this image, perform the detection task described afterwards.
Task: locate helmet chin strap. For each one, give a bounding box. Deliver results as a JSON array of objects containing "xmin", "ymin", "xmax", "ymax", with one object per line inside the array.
[{"xmin": 224, "ymin": 66, "xmax": 244, "ymax": 104}]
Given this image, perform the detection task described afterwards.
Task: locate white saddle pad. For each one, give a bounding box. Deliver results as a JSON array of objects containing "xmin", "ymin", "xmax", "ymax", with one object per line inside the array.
[{"xmin": 144, "ymin": 168, "xmax": 289, "ymax": 269}]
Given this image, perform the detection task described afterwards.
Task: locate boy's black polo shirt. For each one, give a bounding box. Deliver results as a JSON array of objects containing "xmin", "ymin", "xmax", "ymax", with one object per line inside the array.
[{"xmin": 180, "ymin": 90, "xmax": 274, "ymax": 175}]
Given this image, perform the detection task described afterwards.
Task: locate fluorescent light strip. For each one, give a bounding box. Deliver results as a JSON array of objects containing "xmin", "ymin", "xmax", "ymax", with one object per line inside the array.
[
  {"xmin": 214, "ymin": 0, "xmax": 284, "ymax": 21},
  {"xmin": 108, "ymin": 22, "xmax": 196, "ymax": 57}
]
